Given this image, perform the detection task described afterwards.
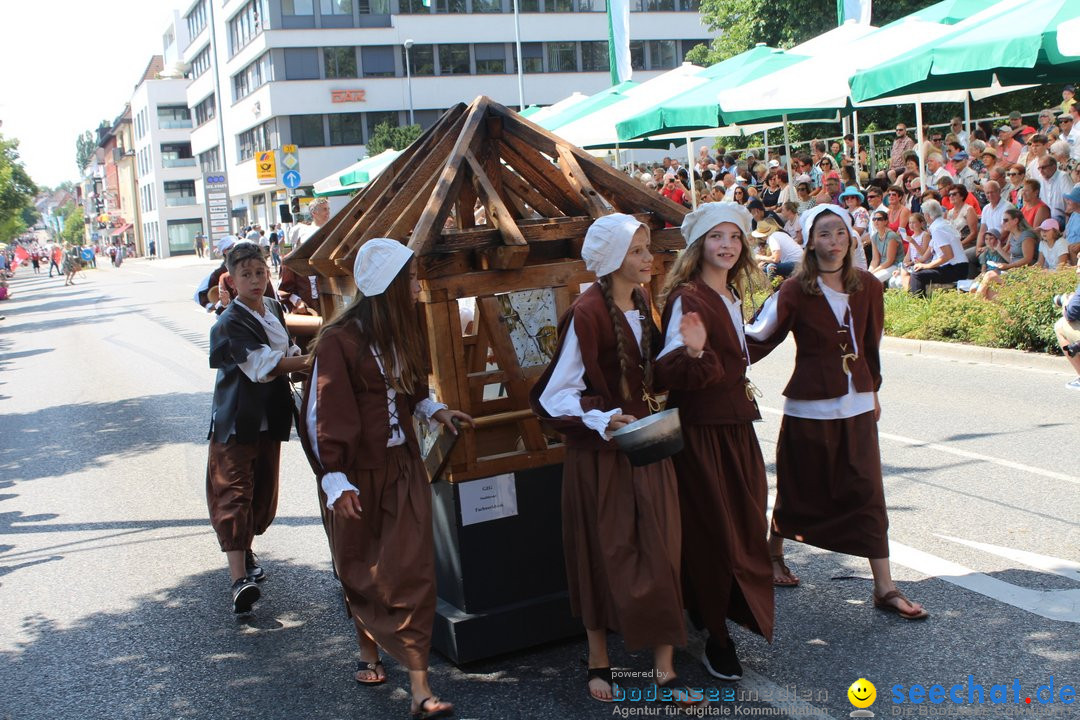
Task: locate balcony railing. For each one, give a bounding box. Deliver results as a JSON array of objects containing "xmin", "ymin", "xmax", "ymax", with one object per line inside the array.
[
  {"xmin": 161, "ymin": 157, "xmax": 197, "ymax": 168},
  {"xmin": 165, "ymin": 196, "xmax": 198, "ymax": 207},
  {"xmin": 158, "ymin": 119, "xmax": 194, "ymax": 129}
]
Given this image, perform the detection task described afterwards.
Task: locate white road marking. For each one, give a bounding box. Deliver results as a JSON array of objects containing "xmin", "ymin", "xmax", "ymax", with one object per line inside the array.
[
  {"xmin": 758, "ymin": 406, "xmax": 1079, "ymax": 485},
  {"xmin": 936, "ymin": 534, "xmax": 1080, "ymax": 584},
  {"xmin": 889, "ymin": 539, "xmax": 1080, "ymax": 624}
]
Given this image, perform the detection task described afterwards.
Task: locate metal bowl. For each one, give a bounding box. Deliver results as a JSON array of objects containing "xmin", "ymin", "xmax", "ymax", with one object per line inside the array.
[{"xmin": 610, "ymin": 408, "xmax": 684, "ymax": 467}]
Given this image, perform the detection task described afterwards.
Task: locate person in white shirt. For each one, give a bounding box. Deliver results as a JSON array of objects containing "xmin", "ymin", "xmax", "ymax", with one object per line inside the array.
[
  {"xmin": 925, "ymin": 152, "xmax": 954, "ymax": 189},
  {"xmin": 908, "ymin": 200, "xmax": 968, "ymax": 295},
  {"xmin": 1037, "ymin": 218, "xmax": 1070, "ymax": 269},
  {"xmin": 752, "ymin": 219, "xmax": 803, "ymax": 278},
  {"xmin": 974, "ymin": 181, "xmax": 1014, "ymax": 272},
  {"xmin": 948, "ymin": 117, "xmax": 970, "ymax": 150},
  {"xmin": 951, "ymin": 152, "xmax": 979, "ymax": 192},
  {"xmin": 1036, "ymin": 156, "xmax": 1075, "ymax": 225}
]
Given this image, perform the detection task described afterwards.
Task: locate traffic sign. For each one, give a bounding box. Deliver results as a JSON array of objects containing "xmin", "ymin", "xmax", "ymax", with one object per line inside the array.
[
  {"xmin": 280, "ymin": 145, "xmax": 300, "ymax": 173},
  {"xmin": 256, "ymin": 151, "xmax": 276, "ymax": 184},
  {"xmin": 283, "ymin": 170, "xmax": 302, "ymax": 189}
]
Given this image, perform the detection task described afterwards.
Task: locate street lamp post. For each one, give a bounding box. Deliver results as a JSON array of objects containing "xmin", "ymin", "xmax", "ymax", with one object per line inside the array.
[{"xmin": 403, "ymin": 39, "xmax": 415, "ymax": 126}]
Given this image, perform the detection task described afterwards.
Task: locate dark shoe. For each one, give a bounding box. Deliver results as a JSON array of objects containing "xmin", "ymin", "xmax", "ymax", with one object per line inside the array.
[
  {"xmin": 410, "ymin": 696, "xmax": 453, "ymax": 719},
  {"xmin": 245, "ymin": 550, "xmax": 265, "ymax": 582},
  {"xmin": 702, "ymin": 637, "xmax": 743, "ymax": 681},
  {"xmin": 231, "ymin": 576, "xmax": 260, "ymax": 614}
]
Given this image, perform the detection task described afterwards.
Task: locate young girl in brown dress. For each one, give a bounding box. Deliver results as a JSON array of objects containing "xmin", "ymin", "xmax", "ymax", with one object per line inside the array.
[
  {"xmin": 530, "ymin": 214, "xmax": 701, "ymax": 707},
  {"xmin": 300, "ymin": 238, "xmax": 471, "ymax": 720},
  {"xmin": 207, "ymin": 241, "xmax": 309, "ymax": 614},
  {"xmin": 655, "ymin": 203, "xmax": 773, "ymax": 681},
  {"xmin": 745, "ymin": 205, "xmax": 928, "ymax": 620}
]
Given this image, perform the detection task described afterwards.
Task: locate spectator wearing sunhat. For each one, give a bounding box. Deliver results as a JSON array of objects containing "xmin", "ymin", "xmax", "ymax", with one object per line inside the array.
[
  {"xmin": 753, "ymin": 219, "xmax": 803, "ymax": 279},
  {"xmin": 839, "ymin": 186, "xmax": 869, "ymax": 236}
]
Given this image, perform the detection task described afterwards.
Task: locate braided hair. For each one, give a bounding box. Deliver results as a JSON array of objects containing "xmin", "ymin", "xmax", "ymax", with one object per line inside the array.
[{"xmin": 597, "ymin": 275, "xmax": 653, "ymax": 404}]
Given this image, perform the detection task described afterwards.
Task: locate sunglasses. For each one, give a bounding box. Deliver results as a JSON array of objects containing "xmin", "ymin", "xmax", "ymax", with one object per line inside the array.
[
  {"xmin": 873, "ymin": 217, "xmax": 887, "ymax": 222},
  {"xmin": 932, "ymin": 137, "xmax": 943, "ymax": 142},
  {"xmin": 949, "ymin": 192, "xmax": 961, "ymax": 197},
  {"xmin": 1006, "ymin": 171, "xmax": 1022, "ymax": 176},
  {"xmin": 867, "ymin": 193, "xmax": 881, "ymax": 198}
]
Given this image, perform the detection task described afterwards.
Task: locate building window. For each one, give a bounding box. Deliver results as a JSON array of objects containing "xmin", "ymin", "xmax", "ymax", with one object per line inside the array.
[
  {"xmin": 474, "ymin": 43, "xmax": 505, "ymax": 74},
  {"xmin": 682, "ymin": 39, "xmax": 708, "ymax": 59},
  {"xmin": 228, "ymin": 0, "xmax": 267, "ymax": 56},
  {"xmin": 633, "ymin": 0, "xmax": 675, "ymax": 9},
  {"xmin": 167, "ymin": 219, "xmax": 203, "ymax": 255},
  {"xmin": 190, "ymin": 45, "xmax": 212, "ymax": 79},
  {"xmin": 186, "ymin": 0, "xmax": 208, "ymax": 39},
  {"xmin": 324, "ymin": 47, "xmax": 358, "ymax": 78},
  {"xmin": 521, "ymin": 42, "xmax": 543, "ymax": 73},
  {"xmin": 233, "ymin": 53, "xmax": 271, "ymax": 100},
  {"xmin": 577, "ymin": 0, "xmax": 602, "ymax": 10},
  {"xmin": 361, "ymin": 0, "xmax": 391, "ymax": 11},
  {"xmin": 581, "ymin": 41, "xmax": 608, "ymax": 72},
  {"xmin": 199, "ymin": 147, "xmax": 222, "ymax": 174},
  {"xmin": 361, "ymin": 46, "xmax": 395, "ymax": 77},
  {"xmin": 412, "ymin": 109, "xmax": 441, "ymax": 129},
  {"xmin": 193, "ymin": 94, "xmax": 216, "ymax": 127},
  {"xmin": 546, "ymin": 0, "xmax": 572, "ymax": 11},
  {"xmin": 366, "ymin": 112, "xmax": 398, "ymax": 142},
  {"xmin": 472, "ymin": 0, "xmax": 501, "ymax": 12},
  {"xmin": 435, "ymin": 0, "xmax": 466, "ymax": 12},
  {"xmin": 679, "ymin": 0, "xmax": 700, "ymax": 9},
  {"xmin": 157, "ymin": 105, "xmax": 192, "ymax": 129},
  {"xmin": 164, "ymin": 180, "xmax": 198, "ymax": 206},
  {"xmin": 438, "ymin": 44, "xmax": 469, "ymax": 75},
  {"xmin": 283, "ymin": 0, "xmax": 315, "ymax": 13},
  {"xmin": 630, "ymin": 40, "xmax": 645, "ymax": 70},
  {"xmin": 547, "ymin": 42, "xmax": 576, "ymax": 72},
  {"xmin": 398, "ymin": 0, "xmax": 430, "ymax": 13},
  {"xmin": 519, "ymin": 0, "xmax": 538, "ymax": 10},
  {"xmin": 161, "ymin": 143, "xmax": 196, "ymax": 168},
  {"xmin": 237, "ymin": 119, "xmax": 278, "ymax": 162},
  {"xmin": 648, "ymin": 39, "xmax": 678, "ymax": 69},
  {"xmin": 320, "ymin": 0, "xmax": 352, "ymax": 13},
  {"xmin": 402, "ymin": 44, "xmax": 435, "ymax": 75},
  {"xmin": 328, "ymin": 113, "xmax": 365, "ymax": 145},
  {"xmin": 284, "ymin": 48, "xmax": 320, "ymax": 80},
  {"xmin": 290, "ymin": 115, "xmax": 326, "ymax": 146}
]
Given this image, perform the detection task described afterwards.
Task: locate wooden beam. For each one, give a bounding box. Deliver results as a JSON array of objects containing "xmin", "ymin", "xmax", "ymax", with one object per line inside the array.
[
  {"xmin": 500, "ymin": 168, "xmax": 564, "ymax": 219},
  {"xmin": 464, "ymin": 149, "xmax": 527, "ymax": 247},
  {"xmin": 425, "ymin": 259, "xmax": 593, "ymax": 300},
  {"xmin": 498, "ymin": 133, "xmax": 589, "ymax": 216},
  {"xmin": 409, "ymin": 97, "xmax": 491, "ymax": 256},
  {"xmin": 328, "ymin": 109, "xmax": 470, "ymax": 263},
  {"xmin": 555, "ymin": 144, "xmax": 609, "ymax": 219}
]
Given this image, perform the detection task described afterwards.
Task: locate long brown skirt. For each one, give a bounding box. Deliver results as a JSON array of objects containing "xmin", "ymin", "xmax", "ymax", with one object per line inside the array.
[
  {"xmin": 562, "ymin": 447, "xmax": 686, "ymax": 651},
  {"xmin": 206, "ymin": 432, "xmax": 281, "ymax": 552},
  {"xmin": 773, "ymin": 412, "xmax": 889, "ymax": 559},
  {"xmin": 320, "ymin": 445, "xmax": 435, "ymax": 671},
  {"xmin": 672, "ymin": 423, "xmax": 774, "ymax": 643}
]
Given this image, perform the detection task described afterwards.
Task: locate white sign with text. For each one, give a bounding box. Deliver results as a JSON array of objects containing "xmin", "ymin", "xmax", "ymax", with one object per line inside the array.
[{"xmin": 459, "ymin": 474, "xmax": 518, "ymax": 527}]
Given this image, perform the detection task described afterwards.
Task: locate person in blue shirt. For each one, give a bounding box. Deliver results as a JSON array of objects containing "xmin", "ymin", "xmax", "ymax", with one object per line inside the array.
[{"xmin": 1064, "ymin": 188, "xmax": 1080, "ymax": 262}]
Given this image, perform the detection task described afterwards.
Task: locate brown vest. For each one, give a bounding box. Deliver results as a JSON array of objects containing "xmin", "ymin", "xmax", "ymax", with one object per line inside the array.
[
  {"xmin": 658, "ymin": 280, "xmax": 760, "ymax": 425},
  {"xmin": 530, "ymin": 284, "xmax": 660, "ymax": 450}
]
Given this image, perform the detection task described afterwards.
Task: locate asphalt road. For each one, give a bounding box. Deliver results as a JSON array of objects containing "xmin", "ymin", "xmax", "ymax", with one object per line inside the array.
[{"xmin": 1, "ymin": 257, "xmax": 1077, "ymax": 720}]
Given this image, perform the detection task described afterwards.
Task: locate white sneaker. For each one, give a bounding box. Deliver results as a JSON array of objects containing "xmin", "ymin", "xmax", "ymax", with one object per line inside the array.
[{"xmin": 1066, "ymin": 378, "xmax": 1080, "ymax": 391}]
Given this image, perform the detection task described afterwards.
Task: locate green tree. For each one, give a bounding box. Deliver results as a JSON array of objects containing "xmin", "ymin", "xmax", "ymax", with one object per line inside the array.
[
  {"xmin": 0, "ymin": 133, "xmax": 38, "ymax": 241},
  {"xmin": 365, "ymin": 121, "xmax": 423, "ymax": 155},
  {"xmin": 59, "ymin": 204, "xmax": 85, "ymax": 246},
  {"xmin": 75, "ymin": 128, "xmax": 101, "ymax": 174}
]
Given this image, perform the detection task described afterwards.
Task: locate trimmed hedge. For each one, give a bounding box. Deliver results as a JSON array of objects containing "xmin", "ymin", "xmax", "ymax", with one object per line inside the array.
[{"xmin": 883, "ymin": 267, "xmax": 1079, "ymax": 354}]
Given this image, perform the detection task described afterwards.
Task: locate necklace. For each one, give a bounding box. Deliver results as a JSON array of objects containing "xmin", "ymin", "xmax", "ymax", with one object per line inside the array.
[{"xmin": 819, "ymin": 266, "xmax": 843, "ymax": 274}]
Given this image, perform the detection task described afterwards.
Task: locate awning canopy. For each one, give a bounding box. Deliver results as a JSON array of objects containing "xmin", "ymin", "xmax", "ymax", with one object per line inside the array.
[
  {"xmin": 110, "ymin": 223, "xmax": 133, "ymax": 237},
  {"xmin": 312, "ymin": 149, "xmax": 403, "ymax": 197}
]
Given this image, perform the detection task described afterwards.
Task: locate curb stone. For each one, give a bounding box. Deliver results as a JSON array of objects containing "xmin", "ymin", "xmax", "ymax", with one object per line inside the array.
[{"xmin": 882, "ymin": 336, "xmax": 1068, "ymax": 373}]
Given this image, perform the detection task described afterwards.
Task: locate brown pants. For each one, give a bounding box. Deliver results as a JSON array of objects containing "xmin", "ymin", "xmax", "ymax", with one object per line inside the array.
[{"xmin": 206, "ymin": 433, "xmax": 281, "ymax": 552}]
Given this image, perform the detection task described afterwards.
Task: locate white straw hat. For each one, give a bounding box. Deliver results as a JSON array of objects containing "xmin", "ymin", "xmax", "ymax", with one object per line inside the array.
[
  {"xmin": 581, "ymin": 214, "xmax": 645, "ymax": 277},
  {"xmin": 353, "ymin": 238, "xmax": 414, "ymax": 296}
]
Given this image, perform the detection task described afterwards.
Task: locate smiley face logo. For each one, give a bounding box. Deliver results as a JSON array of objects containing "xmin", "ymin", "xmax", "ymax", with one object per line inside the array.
[{"xmin": 848, "ymin": 678, "xmax": 877, "ymax": 709}]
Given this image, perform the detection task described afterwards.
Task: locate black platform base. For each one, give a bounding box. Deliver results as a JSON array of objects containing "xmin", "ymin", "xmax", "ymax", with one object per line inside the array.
[{"xmin": 432, "ymin": 592, "xmax": 582, "ymax": 665}]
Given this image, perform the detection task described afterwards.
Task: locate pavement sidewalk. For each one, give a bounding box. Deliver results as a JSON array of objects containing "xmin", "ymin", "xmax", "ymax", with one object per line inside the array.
[{"xmin": 882, "ymin": 335, "xmax": 1068, "ymax": 373}]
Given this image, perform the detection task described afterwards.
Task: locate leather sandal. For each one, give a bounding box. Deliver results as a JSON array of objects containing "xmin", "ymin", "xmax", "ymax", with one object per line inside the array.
[
  {"xmin": 354, "ymin": 659, "xmax": 386, "ymax": 685},
  {"xmin": 587, "ymin": 667, "xmax": 615, "ymax": 703},
  {"xmin": 657, "ymin": 677, "xmax": 709, "ymax": 709},
  {"xmin": 410, "ymin": 696, "xmax": 453, "ymax": 720},
  {"xmin": 873, "ymin": 589, "xmax": 929, "ymax": 620},
  {"xmin": 771, "ymin": 554, "xmax": 800, "ymax": 587}
]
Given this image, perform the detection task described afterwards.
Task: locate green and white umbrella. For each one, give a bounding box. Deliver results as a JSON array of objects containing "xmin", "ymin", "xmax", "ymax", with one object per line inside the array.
[
  {"xmin": 536, "ymin": 80, "xmax": 638, "ymax": 133},
  {"xmin": 524, "ymin": 92, "xmax": 591, "ymax": 125},
  {"xmin": 312, "ymin": 149, "xmax": 403, "ymax": 198},
  {"xmin": 614, "ymin": 44, "xmax": 820, "ymax": 142},
  {"xmin": 850, "ymin": 0, "xmax": 1080, "ymax": 103}
]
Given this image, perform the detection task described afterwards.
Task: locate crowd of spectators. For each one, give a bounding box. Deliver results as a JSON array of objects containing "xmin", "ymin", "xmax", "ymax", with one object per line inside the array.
[{"xmin": 622, "ymin": 86, "xmax": 1080, "ymax": 300}]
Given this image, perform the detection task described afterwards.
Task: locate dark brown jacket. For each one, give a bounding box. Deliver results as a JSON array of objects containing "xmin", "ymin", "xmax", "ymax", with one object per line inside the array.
[
  {"xmin": 530, "ymin": 284, "xmax": 661, "ymax": 450},
  {"xmin": 657, "ymin": 280, "xmax": 760, "ymax": 424},
  {"xmin": 747, "ymin": 269, "xmax": 883, "ymax": 400}
]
